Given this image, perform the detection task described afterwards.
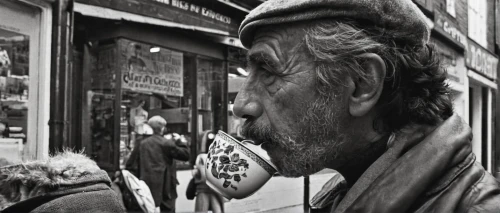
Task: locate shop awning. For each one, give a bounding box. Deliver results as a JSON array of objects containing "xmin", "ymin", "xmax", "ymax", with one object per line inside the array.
[
  {"xmin": 74, "ymin": 2, "xmax": 230, "ymax": 36},
  {"xmin": 200, "ymin": 32, "xmax": 245, "ymax": 49}
]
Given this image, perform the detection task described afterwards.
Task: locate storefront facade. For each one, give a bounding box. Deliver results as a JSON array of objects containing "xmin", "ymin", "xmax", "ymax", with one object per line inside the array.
[
  {"xmin": 425, "ymin": 0, "xmax": 499, "ymax": 175},
  {"xmin": 432, "ymin": 12, "xmax": 468, "ymax": 121},
  {"xmin": 0, "ymin": 0, "xmax": 52, "ymax": 162},
  {"xmin": 465, "ymin": 39, "xmax": 498, "ymax": 173},
  {"xmin": 70, "ymin": 0, "xmax": 246, "ymax": 172}
]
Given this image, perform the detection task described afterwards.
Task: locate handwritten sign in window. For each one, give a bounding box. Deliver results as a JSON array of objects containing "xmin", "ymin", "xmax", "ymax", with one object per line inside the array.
[{"xmin": 119, "ymin": 39, "xmax": 184, "ymax": 97}]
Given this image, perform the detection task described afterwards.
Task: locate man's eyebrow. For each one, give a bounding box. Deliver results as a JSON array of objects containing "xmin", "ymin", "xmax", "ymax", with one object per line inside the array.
[{"xmin": 246, "ymin": 52, "xmax": 278, "ymax": 69}]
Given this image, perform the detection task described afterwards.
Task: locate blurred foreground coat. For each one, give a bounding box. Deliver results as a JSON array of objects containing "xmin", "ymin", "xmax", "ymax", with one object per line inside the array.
[
  {"xmin": 310, "ymin": 114, "xmax": 500, "ymax": 212},
  {"xmin": 0, "ymin": 152, "xmax": 125, "ymax": 213}
]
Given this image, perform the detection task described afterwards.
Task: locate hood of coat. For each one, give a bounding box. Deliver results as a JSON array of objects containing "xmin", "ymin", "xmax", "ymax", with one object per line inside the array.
[{"xmin": 0, "ymin": 151, "xmax": 111, "ymax": 210}]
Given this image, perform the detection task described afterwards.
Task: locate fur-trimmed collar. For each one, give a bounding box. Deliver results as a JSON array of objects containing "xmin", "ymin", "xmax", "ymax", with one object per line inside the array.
[{"xmin": 0, "ymin": 152, "xmax": 111, "ymax": 210}]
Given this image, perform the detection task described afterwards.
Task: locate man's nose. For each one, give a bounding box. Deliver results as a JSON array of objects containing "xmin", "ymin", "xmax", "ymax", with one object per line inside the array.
[{"xmin": 233, "ymin": 82, "xmax": 263, "ymax": 119}]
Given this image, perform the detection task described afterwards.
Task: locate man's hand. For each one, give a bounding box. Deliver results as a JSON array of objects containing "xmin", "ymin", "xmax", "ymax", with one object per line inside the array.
[
  {"xmin": 172, "ymin": 133, "xmax": 181, "ymax": 141},
  {"xmin": 180, "ymin": 135, "xmax": 188, "ymax": 143}
]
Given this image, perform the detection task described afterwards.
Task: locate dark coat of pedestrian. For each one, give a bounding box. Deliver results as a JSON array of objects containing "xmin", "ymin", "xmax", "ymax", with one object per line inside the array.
[{"xmin": 138, "ymin": 116, "xmax": 189, "ymax": 212}]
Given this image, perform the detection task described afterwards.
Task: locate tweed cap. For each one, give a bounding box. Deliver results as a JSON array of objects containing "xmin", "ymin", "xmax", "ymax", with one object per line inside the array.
[{"xmin": 239, "ymin": 0, "xmax": 430, "ymax": 49}]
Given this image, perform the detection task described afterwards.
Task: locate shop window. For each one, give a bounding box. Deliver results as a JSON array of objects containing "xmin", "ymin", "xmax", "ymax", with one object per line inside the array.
[
  {"xmin": 468, "ymin": 0, "xmax": 488, "ymax": 47},
  {"xmin": 446, "ymin": 0, "xmax": 456, "ymax": 18},
  {"xmin": 85, "ymin": 44, "xmax": 118, "ymax": 171},
  {"xmin": 196, "ymin": 57, "xmax": 226, "ymax": 153},
  {"xmin": 0, "ymin": 29, "xmax": 29, "ymax": 162},
  {"xmin": 197, "ymin": 58, "xmax": 222, "ymax": 131},
  {"xmin": 0, "ymin": 0, "xmax": 50, "ymax": 162},
  {"xmin": 120, "ymin": 39, "xmax": 194, "ymax": 170},
  {"xmin": 82, "ymin": 38, "xmax": 198, "ymax": 171},
  {"xmin": 81, "ymin": 36, "xmax": 234, "ymax": 171}
]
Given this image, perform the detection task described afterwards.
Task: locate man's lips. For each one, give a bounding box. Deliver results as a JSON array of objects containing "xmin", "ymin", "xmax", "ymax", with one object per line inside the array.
[
  {"xmin": 242, "ymin": 139, "xmax": 264, "ymax": 145},
  {"xmin": 261, "ymin": 141, "xmax": 273, "ymax": 151}
]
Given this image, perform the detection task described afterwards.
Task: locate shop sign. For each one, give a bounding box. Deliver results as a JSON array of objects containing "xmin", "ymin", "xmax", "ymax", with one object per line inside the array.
[
  {"xmin": 120, "ymin": 39, "xmax": 184, "ymax": 97},
  {"xmin": 434, "ymin": 12, "xmax": 467, "ymax": 47},
  {"xmin": 77, "ymin": 0, "xmax": 239, "ymax": 35},
  {"xmin": 154, "ymin": 0, "xmax": 231, "ymax": 24},
  {"xmin": 431, "ymin": 38, "xmax": 465, "ymax": 85},
  {"xmin": 466, "ymin": 40, "xmax": 498, "ymax": 80}
]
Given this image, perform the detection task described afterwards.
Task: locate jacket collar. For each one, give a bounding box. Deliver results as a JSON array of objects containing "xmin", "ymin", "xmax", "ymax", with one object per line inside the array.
[
  {"xmin": 313, "ymin": 114, "xmax": 473, "ymax": 213},
  {"xmin": 0, "ymin": 151, "xmax": 111, "ymax": 210}
]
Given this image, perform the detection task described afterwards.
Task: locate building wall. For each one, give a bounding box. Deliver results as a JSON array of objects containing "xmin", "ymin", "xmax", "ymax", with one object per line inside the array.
[
  {"xmin": 428, "ymin": 0, "xmax": 499, "ymax": 174},
  {"xmin": 433, "ymin": 0, "xmax": 468, "ymax": 32},
  {"xmin": 487, "ymin": 0, "xmax": 496, "ymax": 52}
]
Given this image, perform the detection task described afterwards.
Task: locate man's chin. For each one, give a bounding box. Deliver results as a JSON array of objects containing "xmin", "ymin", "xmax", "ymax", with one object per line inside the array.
[
  {"xmin": 277, "ymin": 170, "xmax": 307, "ymax": 178},
  {"xmin": 272, "ymin": 159, "xmax": 322, "ymax": 177},
  {"xmin": 276, "ymin": 167, "xmax": 321, "ymax": 178}
]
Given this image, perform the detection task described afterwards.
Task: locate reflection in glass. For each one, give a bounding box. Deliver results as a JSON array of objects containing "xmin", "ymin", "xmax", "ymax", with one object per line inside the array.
[
  {"xmin": 0, "ymin": 28, "xmax": 29, "ymax": 162},
  {"xmin": 88, "ymin": 44, "xmax": 117, "ymax": 170},
  {"xmin": 197, "ymin": 58, "xmax": 224, "ymax": 134}
]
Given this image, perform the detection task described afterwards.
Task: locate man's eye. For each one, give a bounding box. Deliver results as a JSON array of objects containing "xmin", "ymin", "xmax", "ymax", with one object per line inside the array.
[{"xmin": 261, "ymin": 69, "xmax": 276, "ymax": 85}]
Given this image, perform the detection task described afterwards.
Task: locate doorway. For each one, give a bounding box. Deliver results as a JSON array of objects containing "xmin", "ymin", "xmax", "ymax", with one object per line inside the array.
[{"xmin": 469, "ymin": 83, "xmax": 493, "ymax": 172}]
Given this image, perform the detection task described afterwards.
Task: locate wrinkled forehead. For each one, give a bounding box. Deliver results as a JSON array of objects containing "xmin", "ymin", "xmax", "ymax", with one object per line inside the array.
[{"xmin": 248, "ymin": 22, "xmax": 310, "ymax": 56}]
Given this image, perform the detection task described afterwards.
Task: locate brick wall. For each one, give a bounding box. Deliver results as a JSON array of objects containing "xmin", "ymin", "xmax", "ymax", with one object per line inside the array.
[
  {"xmin": 497, "ymin": 0, "xmax": 500, "ymax": 48},
  {"xmin": 487, "ymin": 0, "xmax": 496, "ymax": 52},
  {"xmin": 433, "ymin": 0, "xmax": 496, "ymax": 53},
  {"xmin": 456, "ymin": 0, "xmax": 468, "ymax": 33},
  {"xmin": 433, "ymin": 0, "xmax": 468, "ymax": 33}
]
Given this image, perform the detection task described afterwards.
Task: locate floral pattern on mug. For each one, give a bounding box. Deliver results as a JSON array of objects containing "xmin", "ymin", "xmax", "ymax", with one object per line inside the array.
[{"xmin": 207, "ymin": 139, "xmax": 249, "ymax": 190}]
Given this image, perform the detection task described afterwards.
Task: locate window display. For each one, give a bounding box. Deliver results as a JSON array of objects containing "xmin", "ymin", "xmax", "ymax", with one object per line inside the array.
[
  {"xmin": 87, "ymin": 45, "xmax": 118, "ymax": 170},
  {"xmin": 83, "ymin": 38, "xmax": 229, "ymax": 171},
  {"xmin": 0, "ymin": 29, "xmax": 29, "ymax": 162}
]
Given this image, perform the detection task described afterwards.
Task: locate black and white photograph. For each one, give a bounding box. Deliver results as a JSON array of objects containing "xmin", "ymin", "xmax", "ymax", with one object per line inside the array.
[{"xmin": 0, "ymin": 0, "xmax": 500, "ymax": 212}]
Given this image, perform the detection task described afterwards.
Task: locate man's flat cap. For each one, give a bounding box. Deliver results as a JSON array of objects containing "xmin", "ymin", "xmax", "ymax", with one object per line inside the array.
[{"xmin": 239, "ymin": 0, "xmax": 430, "ymax": 49}]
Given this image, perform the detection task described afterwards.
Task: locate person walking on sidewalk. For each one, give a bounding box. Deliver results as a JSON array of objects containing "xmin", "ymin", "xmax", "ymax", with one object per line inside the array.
[
  {"xmin": 192, "ymin": 153, "xmax": 225, "ymax": 213},
  {"xmin": 139, "ymin": 116, "xmax": 189, "ymax": 212}
]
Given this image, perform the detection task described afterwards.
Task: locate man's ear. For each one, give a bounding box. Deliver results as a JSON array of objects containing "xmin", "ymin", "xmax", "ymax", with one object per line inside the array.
[{"xmin": 348, "ymin": 53, "xmax": 386, "ymax": 117}]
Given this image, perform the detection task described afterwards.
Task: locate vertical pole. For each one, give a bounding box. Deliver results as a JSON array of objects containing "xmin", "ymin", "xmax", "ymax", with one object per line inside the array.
[
  {"xmin": 190, "ymin": 56, "xmax": 198, "ymax": 166},
  {"xmin": 49, "ymin": 0, "xmax": 73, "ymax": 154},
  {"xmin": 304, "ymin": 176, "xmax": 310, "ymax": 213},
  {"xmin": 222, "ymin": 56, "xmax": 229, "ymax": 133},
  {"xmin": 495, "ymin": 0, "xmax": 500, "ymax": 180},
  {"xmin": 114, "ymin": 39, "xmax": 122, "ymax": 171}
]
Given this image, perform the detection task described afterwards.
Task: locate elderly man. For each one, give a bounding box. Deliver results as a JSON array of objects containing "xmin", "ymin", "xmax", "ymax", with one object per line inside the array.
[
  {"xmin": 233, "ymin": 0, "xmax": 500, "ymax": 212},
  {"xmin": 138, "ymin": 116, "xmax": 189, "ymax": 212}
]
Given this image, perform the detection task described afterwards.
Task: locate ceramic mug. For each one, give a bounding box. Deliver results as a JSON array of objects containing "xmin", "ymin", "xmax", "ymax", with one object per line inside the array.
[{"xmin": 205, "ymin": 130, "xmax": 277, "ymax": 200}]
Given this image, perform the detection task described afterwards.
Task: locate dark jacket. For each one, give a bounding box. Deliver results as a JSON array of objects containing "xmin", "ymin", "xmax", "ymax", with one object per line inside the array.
[
  {"xmin": 0, "ymin": 152, "xmax": 125, "ymax": 213},
  {"xmin": 310, "ymin": 114, "xmax": 500, "ymax": 212},
  {"xmin": 138, "ymin": 134, "xmax": 189, "ymax": 207}
]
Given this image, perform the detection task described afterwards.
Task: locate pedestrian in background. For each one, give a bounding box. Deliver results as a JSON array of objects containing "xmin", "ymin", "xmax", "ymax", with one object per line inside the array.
[
  {"xmin": 189, "ymin": 130, "xmax": 226, "ymax": 213},
  {"xmin": 138, "ymin": 116, "xmax": 189, "ymax": 212},
  {"xmin": 192, "ymin": 153, "xmax": 225, "ymax": 213}
]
